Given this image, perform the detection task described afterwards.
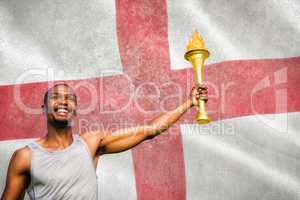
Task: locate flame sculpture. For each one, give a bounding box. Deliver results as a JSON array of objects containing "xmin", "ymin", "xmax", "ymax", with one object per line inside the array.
[{"xmin": 185, "ymin": 31, "xmax": 211, "ymax": 124}]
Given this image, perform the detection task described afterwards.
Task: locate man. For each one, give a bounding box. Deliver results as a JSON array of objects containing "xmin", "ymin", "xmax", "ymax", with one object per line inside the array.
[{"xmin": 1, "ymin": 83, "xmax": 208, "ymax": 200}]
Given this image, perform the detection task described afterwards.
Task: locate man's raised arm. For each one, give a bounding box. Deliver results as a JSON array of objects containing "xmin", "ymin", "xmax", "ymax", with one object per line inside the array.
[{"xmin": 96, "ymin": 85, "xmax": 208, "ymax": 154}]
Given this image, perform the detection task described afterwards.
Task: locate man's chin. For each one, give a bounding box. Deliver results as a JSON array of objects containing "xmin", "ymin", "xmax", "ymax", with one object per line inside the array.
[{"xmin": 49, "ymin": 118, "xmax": 73, "ymax": 128}]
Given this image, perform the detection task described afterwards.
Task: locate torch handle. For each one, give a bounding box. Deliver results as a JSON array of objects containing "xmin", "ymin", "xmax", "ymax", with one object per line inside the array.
[
  {"xmin": 195, "ymin": 64, "xmax": 206, "ymax": 114},
  {"xmin": 198, "ymin": 97, "xmax": 207, "ymax": 113},
  {"xmin": 190, "ymin": 54, "xmax": 211, "ymax": 124}
]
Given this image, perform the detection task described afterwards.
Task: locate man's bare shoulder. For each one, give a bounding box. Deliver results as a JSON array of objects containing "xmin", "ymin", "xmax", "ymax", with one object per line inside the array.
[
  {"xmin": 10, "ymin": 146, "xmax": 31, "ymax": 173},
  {"xmin": 79, "ymin": 130, "xmax": 111, "ymax": 154},
  {"xmin": 80, "ymin": 130, "xmax": 111, "ymax": 141}
]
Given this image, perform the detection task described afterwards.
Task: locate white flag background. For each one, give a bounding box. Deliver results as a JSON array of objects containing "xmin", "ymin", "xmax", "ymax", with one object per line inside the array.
[{"xmin": 0, "ymin": 1, "xmax": 299, "ymax": 200}]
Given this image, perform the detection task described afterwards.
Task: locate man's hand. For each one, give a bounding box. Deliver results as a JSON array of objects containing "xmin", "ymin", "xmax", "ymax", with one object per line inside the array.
[{"xmin": 190, "ymin": 84, "xmax": 208, "ymax": 106}]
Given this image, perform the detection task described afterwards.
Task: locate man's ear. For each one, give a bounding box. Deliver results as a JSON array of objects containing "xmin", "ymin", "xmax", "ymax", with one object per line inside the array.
[{"xmin": 41, "ymin": 104, "xmax": 45, "ymax": 112}]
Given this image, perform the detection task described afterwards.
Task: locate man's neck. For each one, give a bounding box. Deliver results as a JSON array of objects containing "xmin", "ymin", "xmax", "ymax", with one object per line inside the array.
[{"xmin": 45, "ymin": 123, "xmax": 74, "ymax": 148}]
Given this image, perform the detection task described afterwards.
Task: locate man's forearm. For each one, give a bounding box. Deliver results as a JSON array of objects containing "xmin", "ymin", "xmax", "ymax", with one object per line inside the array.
[
  {"xmin": 111, "ymin": 98, "xmax": 193, "ymax": 138},
  {"xmin": 99, "ymin": 86, "xmax": 206, "ymax": 154},
  {"xmin": 99, "ymin": 99, "xmax": 193, "ymax": 154},
  {"xmin": 148, "ymin": 98, "xmax": 193, "ymax": 137}
]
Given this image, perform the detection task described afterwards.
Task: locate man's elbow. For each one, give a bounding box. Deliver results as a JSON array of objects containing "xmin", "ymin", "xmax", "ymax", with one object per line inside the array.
[{"xmin": 146, "ymin": 123, "xmax": 169, "ymax": 139}]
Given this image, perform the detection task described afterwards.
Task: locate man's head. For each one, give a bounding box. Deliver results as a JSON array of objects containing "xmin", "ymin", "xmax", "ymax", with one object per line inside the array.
[{"xmin": 42, "ymin": 83, "xmax": 77, "ymax": 127}]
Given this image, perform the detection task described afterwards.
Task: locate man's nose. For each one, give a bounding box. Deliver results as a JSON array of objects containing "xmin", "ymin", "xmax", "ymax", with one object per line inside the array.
[{"xmin": 57, "ymin": 97, "xmax": 68, "ymax": 105}]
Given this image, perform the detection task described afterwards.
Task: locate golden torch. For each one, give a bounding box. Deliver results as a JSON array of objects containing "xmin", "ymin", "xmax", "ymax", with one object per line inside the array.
[{"xmin": 185, "ymin": 31, "xmax": 210, "ymax": 124}]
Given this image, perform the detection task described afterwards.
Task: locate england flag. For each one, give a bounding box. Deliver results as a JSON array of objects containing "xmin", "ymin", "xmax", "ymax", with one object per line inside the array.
[{"xmin": 0, "ymin": 1, "xmax": 299, "ymax": 200}]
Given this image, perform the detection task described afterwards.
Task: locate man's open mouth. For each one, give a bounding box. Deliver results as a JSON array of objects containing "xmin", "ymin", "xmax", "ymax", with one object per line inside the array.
[{"xmin": 54, "ymin": 107, "xmax": 69, "ymax": 115}]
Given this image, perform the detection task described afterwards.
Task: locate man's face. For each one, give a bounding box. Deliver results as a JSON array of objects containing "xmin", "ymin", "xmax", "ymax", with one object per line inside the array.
[{"xmin": 45, "ymin": 85, "xmax": 77, "ymax": 126}]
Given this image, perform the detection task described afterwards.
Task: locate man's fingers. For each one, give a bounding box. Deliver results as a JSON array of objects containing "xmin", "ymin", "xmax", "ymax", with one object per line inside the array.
[
  {"xmin": 196, "ymin": 85, "xmax": 208, "ymax": 94},
  {"xmin": 196, "ymin": 84, "xmax": 208, "ymax": 89},
  {"xmin": 197, "ymin": 90, "xmax": 208, "ymax": 95},
  {"xmin": 191, "ymin": 84, "xmax": 208, "ymax": 103},
  {"xmin": 196, "ymin": 88, "xmax": 208, "ymax": 95},
  {"xmin": 197, "ymin": 86, "xmax": 207, "ymax": 90}
]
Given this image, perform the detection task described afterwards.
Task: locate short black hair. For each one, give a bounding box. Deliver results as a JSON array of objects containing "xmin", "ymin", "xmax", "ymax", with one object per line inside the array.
[{"xmin": 43, "ymin": 83, "xmax": 77, "ymax": 106}]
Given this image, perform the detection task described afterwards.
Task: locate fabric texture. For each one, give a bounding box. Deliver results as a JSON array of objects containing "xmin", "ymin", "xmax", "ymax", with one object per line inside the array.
[{"xmin": 26, "ymin": 134, "xmax": 98, "ymax": 200}]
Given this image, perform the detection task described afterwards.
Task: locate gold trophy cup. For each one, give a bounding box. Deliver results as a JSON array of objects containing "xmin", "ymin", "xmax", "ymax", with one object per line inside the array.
[{"xmin": 185, "ymin": 31, "xmax": 210, "ymax": 124}]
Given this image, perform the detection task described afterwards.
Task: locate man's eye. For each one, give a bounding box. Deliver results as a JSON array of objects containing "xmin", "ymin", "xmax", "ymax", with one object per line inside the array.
[
  {"xmin": 50, "ymin": 95, "xmax": 59, "ymax": 99},
  {"xmin": 67, "ymin": 95, "xmax": 76, "ymax": 101},
  {"xmin": 49, "ymin": 94, "xmax": 75, "ymax": 101}
]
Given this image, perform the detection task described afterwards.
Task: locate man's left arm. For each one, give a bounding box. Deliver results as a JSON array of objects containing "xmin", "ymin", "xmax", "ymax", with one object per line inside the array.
[{"xmin": 95, "ymin": 85, "xmax": 207, "ymax": 155}]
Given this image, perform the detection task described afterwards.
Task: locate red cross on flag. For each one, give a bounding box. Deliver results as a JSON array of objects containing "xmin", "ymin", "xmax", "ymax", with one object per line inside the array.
[{"xmin": 0, "ymin": 1, "xmax": 299, "ymax": 200}]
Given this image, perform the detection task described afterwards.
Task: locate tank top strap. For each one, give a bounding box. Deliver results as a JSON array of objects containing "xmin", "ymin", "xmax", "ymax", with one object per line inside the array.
[
  {"xmin": 73, "ymin": 134, "xmax": 81, "ymax": 141},
  {"xmin": 26, "ymin": 141, "xmax": 39, "ymax": 151},
  {"xmin": 75, "ymin": 134, "xmax": 94, "ymax": 158},
  {"xmin": 73, "ymin": 134, "xmax": 84, "ymax": 146}
]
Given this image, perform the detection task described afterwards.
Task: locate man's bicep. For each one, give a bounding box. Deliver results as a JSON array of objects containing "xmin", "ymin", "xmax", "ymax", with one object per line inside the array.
[
  {"xmin": 81, "ymin": 131, "xmax": 113, "ymax": 157},
  {"xmin": 1, "ymin": 149, "xmax": 30, "ymax": 200},
  {"xmin": 96, "ymin": 133, "xmax": 118, "ymax": 155},
  {"xmin": 98, "ymin": 127, "xmax": 150, "ymax": 154}
]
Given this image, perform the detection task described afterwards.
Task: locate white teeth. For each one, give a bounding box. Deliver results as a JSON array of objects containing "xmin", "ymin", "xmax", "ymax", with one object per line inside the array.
[{"xmin": 57, "ymin": 108, "xmax": 68, "ymax": 113}]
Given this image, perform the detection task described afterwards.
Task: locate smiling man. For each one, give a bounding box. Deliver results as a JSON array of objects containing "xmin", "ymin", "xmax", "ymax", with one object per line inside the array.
[{"xmin": 1, "ymin": 83, "xmax": 208, "ymax": 200}]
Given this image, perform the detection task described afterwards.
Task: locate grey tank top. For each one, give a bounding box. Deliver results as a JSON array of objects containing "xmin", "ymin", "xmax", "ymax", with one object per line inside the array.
[{"xmin": 26, "ymin": 134, "xmax": 98, "ymax": 200}]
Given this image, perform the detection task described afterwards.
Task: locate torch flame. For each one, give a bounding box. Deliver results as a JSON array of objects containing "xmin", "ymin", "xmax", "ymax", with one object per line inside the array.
[{"xmin": 186, "ymin": 30, "xmax": 207, "ymax": 51}]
